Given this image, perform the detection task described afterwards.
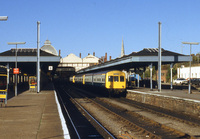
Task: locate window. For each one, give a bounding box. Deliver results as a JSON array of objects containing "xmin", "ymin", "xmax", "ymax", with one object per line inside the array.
[
  {"xmin": 120, "ymin": 76, "xmax": 124, "ymax": 82},
  {"xmin": 108, "ymin": 76, "xmax": 113, "ymax": 82},
  {"xmin": 114, "ymin": 76, "xmax": 119, "ymax": 82},
  {"xmin": 97, "ymin": 78, "xmax": 101, "ymax": 82},
  {"xmin": 0, "ymin": 76, "xmax": 7, "ymax": 90}
]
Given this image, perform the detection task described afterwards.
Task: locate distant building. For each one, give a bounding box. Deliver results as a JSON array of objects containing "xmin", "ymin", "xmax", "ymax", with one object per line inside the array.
[
  {"xmin": 121, "ymin": 37, "xmax": 125, "ymax": 57},
  {"xmin": 59, "ymin": 53, "xmax": 99, "ymax": 71},
  {"xmin": 177, "ymin": 66, "xmax": 200, "ymax": 79},
  {"xmin": 156, "ymin": 69, "xmax": 168, "ymax": 83},
  {"xmin": 41, "ymin": 39, "xmax": 58, "ymax": 56}
]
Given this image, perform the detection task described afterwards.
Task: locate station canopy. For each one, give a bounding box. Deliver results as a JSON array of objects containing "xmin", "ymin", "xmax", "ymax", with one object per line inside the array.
[
  {"xmin": 0, "ymin": 48, "xmax": 60, "ymax": 75},
  {"xmin": 77, "ymin": 48, "xmax": 190, "ymax": 73}
]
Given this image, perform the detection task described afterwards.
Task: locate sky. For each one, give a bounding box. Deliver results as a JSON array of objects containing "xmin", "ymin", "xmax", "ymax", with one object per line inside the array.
[{"xmin": 0, "ymin": 0, "xmax": 200, "ymax": 59}]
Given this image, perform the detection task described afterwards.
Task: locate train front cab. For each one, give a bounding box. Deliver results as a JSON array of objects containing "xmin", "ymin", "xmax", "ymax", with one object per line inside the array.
[
  {"xmin": 0, "ymin": 74, "xmax": 7, "ymax": 106},
  {"xmin": 105, "ymin": 71, "xmax": 126, "ymax": 94}
]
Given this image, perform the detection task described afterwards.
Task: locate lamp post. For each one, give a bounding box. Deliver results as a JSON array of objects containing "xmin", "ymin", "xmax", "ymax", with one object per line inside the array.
[
  {"xmin": 0, "ymin": 16, "xmax": 8, "ymax": 21},
  {"xmin": 37, "ymin": 21, "xmax": 40, "ymax": 93},
  {"xmin": 182, "ymin": 42, "xmax": 199, "ymax": 94},
  {"xmin": 7, "ymin": 42, "xmax": 26, "ymax": 96},
  {"xmin": 158, "ymin": 22, "xmax": 162, "ymax": 92}
]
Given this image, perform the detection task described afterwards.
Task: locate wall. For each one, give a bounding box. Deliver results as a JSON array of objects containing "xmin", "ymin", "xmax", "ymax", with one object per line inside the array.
[
  {"xmin": 126, "ymin": 91, "xmax": 200, "ymax": 117},
  {"xmin": 177, "ymin": 66, "xmax": 200, "ymax": 79}
]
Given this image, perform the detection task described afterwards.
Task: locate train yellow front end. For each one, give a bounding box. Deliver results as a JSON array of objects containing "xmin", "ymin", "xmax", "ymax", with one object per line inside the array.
[{"xmin": 105, "ymin": 70, "xmax": 126, "ymax": 94}]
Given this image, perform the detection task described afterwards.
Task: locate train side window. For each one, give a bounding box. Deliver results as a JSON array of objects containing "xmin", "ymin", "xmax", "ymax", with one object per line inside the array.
[
  {"xmin": 120, "ymin": 76, "xmax": 124, "ymax": 82},
  {"xmin": 114, "ymin": 76, "xmax": 119, "ymax": 82},
  {"xmin": 108, "ymin": 76, "xmax": 113, "ymax": 82},
  {"xmin": 97, "ymin": 78, "xmax": 101, "ymax": 82}
]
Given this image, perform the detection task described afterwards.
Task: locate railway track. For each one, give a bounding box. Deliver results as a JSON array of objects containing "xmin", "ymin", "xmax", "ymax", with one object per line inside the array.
[
  {"xmin": 55, "ymin": 84, "xmax": 116, "ymax": 139},
  {"xmin": 63, "ymin": 84, "xmax": 200, "ymax": 139}
]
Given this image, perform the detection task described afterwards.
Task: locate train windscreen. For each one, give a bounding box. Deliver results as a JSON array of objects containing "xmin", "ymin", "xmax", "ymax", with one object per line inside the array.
[
  {"xmin": 108, "ymin": 76, "xmax": 113, "ymax": 82},
  {"xmin": 120, "ymin": 76, "xmax": 125, "ymax": 82}
]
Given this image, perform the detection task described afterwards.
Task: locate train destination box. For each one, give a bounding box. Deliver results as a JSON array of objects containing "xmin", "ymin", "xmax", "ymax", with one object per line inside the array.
[{"xmin": 13, "ymin": 68, "xmax": 19, "ymax": 74}]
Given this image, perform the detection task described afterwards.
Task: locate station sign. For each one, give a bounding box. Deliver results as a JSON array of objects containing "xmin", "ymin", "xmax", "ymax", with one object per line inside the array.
[
  {"xmin": 13, "ymin": 68, "xmax": 19, "ymax": 74},
  {"xmin": 48, "ymin": 66, "xmax": 53, "ymax": 71}
]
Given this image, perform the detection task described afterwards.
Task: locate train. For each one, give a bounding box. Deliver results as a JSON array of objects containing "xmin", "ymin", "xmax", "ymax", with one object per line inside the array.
[
  {"xmin": 0, "ymin": 66, "xmax": 29, "ymax": 93},
  {"xmin": 128, "ymin": 74, "xmax": 142, "ymax": 88},
  {"xmin": 70, "ymin": 70, "xmax": 126, "ymax": 95},
  {"xmin": 0, "ymin": 74, "xmax": 7, "ymax": 92}
]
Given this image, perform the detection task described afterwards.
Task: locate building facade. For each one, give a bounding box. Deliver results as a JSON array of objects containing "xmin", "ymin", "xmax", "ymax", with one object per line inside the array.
[
  {"xmin": 41, "ymin": 39, "xmax": 58, "ymax": 56},
  {"xmin": 59, "ymin": 53, "xmax": 99, "ymax": 71},
  {"xmin": 177, "ymin": 66, "xmax": 200, "ymax": 79}
]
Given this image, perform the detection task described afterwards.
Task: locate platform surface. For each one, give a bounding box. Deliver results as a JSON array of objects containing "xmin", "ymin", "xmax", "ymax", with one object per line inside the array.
[
  {"xmin": 127, "ymin": 87, "xmax": 200, "ymax": 101},
  {"xmin": 0, "ymin": 89, "xmax": 64, "ymax": 139}
]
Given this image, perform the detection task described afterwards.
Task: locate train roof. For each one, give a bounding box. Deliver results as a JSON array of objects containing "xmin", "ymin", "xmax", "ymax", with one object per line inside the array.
[
  {"xmin": 72, "ymin": 70, "xmax": 123, "ymax": 77},
  {"xmin": 86, "ymin": 70, "xmax": 122, "ymax": 75}
]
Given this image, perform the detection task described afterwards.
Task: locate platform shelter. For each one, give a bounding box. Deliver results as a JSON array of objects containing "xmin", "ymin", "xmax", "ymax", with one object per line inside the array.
[
  {"xmin": 0, "ymin": 39, "xmax": 60, "ymax": 93},
  {"xmin": 77, "ymin": 48, "xmax": 190, "ymax": 91}
]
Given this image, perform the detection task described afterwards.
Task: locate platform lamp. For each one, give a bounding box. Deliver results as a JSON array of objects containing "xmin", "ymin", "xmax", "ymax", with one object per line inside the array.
[
  {"xmin": 0, "ymin": 16, "xmax": 8, "ymax": 21},
  {"xmin": 7, "ymin": 42, "xmax": 26, "ymax": 96},
  {"xmin": 182, "ymin": 42, "xmax": 199, "ymax": 94}
]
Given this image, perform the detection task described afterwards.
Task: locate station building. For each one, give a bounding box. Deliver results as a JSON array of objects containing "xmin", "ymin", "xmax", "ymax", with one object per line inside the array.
[
  {"xmin": 59, "ymin": 53, "xmax": 99, "ymax": 72},
  {"xmin": 41, "ymin": 39, "xmax": 58, "ymax": 56},
  {"xmin": 0, "ymin": 39, "xmax": 60, "ymax": 91},
  {"xmin": 177, "ymin": 66, "xmax": 200, "ymax": 79}
]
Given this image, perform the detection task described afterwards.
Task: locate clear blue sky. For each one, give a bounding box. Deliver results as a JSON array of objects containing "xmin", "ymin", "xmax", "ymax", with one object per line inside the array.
[{"xmin": 0, "ymin": 0, "xmax": 200, "ymax": 59}]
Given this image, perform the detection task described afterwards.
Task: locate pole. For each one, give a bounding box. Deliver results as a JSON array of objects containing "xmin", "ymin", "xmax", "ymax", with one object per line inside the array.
[
  {"xmin": 137, "ymin": 74, "xmax": 139, "ymax": 88},
  {"xmin": 150, "ymin": 63, "xmax": 153, "ymax": 91},
  {"xmin": 189, "ymin": 44, "xmax": 192, "ymax": 94},
  {"xmin": 182, "ymin": 42, "xmax": 199, "ymax": 94},
  {"xmin": 15, "ymin": 44, "xmax": 17, "ymax": 96},
  {"xmin": 6, "ymin": 63, "xmax": 9, "ymax": 105},
  {"xmin": 158, "ymin": 22, "xmax": 162, "ymax": 92},
  {"xmin": 37, "ymin": 21, "xmax": 40, "ymax": 93},
  {"xmin": 7, "ymin": 42, "xmax": 25, "ymax": 96},
  {"xmin": 170, "ymin": 63, "xmax": 173, "ymax": 91}
]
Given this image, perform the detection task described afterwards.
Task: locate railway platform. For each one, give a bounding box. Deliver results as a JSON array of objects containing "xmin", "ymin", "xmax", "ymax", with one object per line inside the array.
[
  {"xmin": 127, "ymin": 88, "xmax": 200, "ymax": 118},
  {"xmin": 0, "ymin": 83, "xmax": 66, "ymax": 139}
]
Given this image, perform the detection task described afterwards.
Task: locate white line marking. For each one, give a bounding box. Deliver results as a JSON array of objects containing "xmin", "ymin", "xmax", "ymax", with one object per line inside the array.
[
  {"xmin": 127, "ymin": 90, "xmax": 200, "ymax": 103},
  {"xmin": 54, "ymin": 90, "xmax": 71, "ymax": 139}
]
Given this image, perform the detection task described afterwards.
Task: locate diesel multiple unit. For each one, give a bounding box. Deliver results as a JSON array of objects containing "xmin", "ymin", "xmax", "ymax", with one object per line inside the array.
[{"xmin": 70, "ymin": 70, "xmax": 126, "ymax": 94}]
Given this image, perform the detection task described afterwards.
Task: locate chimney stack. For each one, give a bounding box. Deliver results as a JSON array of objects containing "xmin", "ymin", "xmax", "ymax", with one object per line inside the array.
[
  {"xmin": 59, "ymin": 50, "xmax": 61, "ymax": 56},
  {"xmin": 121, "ymin": 37, "xmax": 125, "ymax": 57},
  {"xmin": 79, "ymin": 53, "xmax": 81, "ymax": 58},
  {"xmin": 93, "ymin": 52, "xmax": 95, "ymax": 56},
  {"xmin": 104, "ymin": 53, "xmax": 107, "ymax": 62},
  {"xmin": 109, "ymin": 56, "xmax": 112, "ymax": 60}
]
